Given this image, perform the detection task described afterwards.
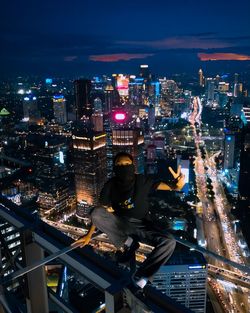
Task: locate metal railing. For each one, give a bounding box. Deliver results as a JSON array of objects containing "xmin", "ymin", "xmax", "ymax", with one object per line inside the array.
[{"xmin": 1, "ymin": 196, "xmax": 250, "ymax": 313}]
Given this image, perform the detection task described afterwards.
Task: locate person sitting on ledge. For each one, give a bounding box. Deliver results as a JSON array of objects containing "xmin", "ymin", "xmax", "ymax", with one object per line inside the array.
[{"xmin": 76, "ymin": 151, "xmax": 185, "ymax": 289}]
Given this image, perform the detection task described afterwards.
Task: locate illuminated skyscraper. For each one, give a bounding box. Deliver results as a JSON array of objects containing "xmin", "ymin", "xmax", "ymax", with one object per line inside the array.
[
  {"xmin": 23, "ymin": 95, "xmax": 41, "ymax": 123},
  {"xmin": 73, "ymin": 130, "xmax": 107, "ymax": 205},
  {"xmin": 25, "ymin": 134, "xmax": 70, "ymax": 217},
  {"xmin": 153, "ymin": 250, "xmax": 207, "ymax": 313},
  {"xmin": 233, "ymin": 83, "xmax": 243, "ymax": 98},
  {"xmin": 53, "ymin": 95, "xmax": 67, "ymax": 124},
  {"xmin": 112, "ymin": 127, "xmax": 144, "ymax": 174},
  {"xmin": 139, "ymin": 64, "xmax": 150, "ymax": 80},
  {"xmin": 206, "ymin": 78, "xmax": 215, "ymax": 102},
  {"xmin": 74, "ymin": 79, "xmax": 92, "ymax": 120},
  {"xmin": 198, "ymin": 69, "xmax": 204, "ymax": 87},
  {"xmin": 223, "ymin": 116, "xmax": 242, "ymax": 170}
]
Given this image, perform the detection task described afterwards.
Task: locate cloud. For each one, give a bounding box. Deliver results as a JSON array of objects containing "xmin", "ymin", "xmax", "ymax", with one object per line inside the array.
[
  {"xmin": 198, "ymin": 53, "xmax": 250, "ymax": 61},
  {"xmin": 117, "ymin": 34, "xmax": 250, "ymax": 50},
  {"xmin": 89, "ymin": 53, "xmax": 154, "ymax": 62},
  {"xmin": 64, "ymin": 56, "xmax": 78, "ymax": 62}
]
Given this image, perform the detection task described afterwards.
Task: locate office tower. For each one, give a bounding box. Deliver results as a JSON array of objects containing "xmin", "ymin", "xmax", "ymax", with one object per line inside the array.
[
  {"xmin": 215, "ymin": 74, "xmax": 220, "ymax": 86},
  {"xmin": 206, "ymin": 78, "xmax": 215, "ymax": 102},
  {"xmin": 148, "ymin": 104, "xmax": 155, "ymax": 127},
  {"xmin": 23, "ymin": 95, "xmax": 41, "ymax": 123},
  {"xmin": 74, "ymin": 79, "xmax": 92, "ymax": 120},
  {"xmin": 37, "ymin": 96, "xmax": 54, "ymax": 121},
  {"xmin": 224, "ymin": 134, "xmax": 236, "ymax": 169},
  {"xmin": 238, "ymin": 107, "xmax": 250, "ymax": 244},
  {"xmin": 234, "ymin": 73, "xmax": 239, "ymax": 84},
  {"xmin": 128, "ymin": 77, "xmax": 144, "ymax": 106},
  {"xmin": 139, "ymin": 64, "xmax": 150, "ymax": 80},
  {"xmin": 25, "ymin": 134, "xmax": 70, "ymax": 217},
  {"xmin": 198, "ymin": 69, "xmax": 204, "ymax": 87},
  {"xmin": 152, "ymin": 250, "xmax": 207, "ymax": 313},
  {"xmin": 73, "ymin": 130, "xmax": 107, "ymax": 205},
  {"xmin": 112, "ymin": 128, "xmax": 144, "ymax": 174},
  {"xmin": 218, "ymin": 82, "xmax": 229, "ymax": 92},
  {"xmin": 53, "ymin": 95, "xmax": 67, "ymax": 124},
  {"xmin": 233, "ymin": 83, "xmax": 243, "ymax": 98},
  {"xmin": 91, "ymin": 112, "xmax": 103, "ymax": 132},
  {"xmin": 223, "ymin": 115, "xmax": 242, "ymax": 170},
  {"xmin": 116, "ymin": 74, "xmax": 129, "ymax": 97},
  {"xmin": 0, "ymin": 218, "xmax": 22, "ymax": 289},
  {"xmin": 104, "ymin": 85, "xmax": 115, "ymax": 113}
]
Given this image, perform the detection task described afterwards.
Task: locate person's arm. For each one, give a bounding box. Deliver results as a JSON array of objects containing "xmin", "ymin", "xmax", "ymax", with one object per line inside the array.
[
  {"xmin": 156, "ymin": 165, "xmax": 185, "ymax": 191},
  {"xmin": 75, "ymin": 205, "xmax": 114, "ymax": 247}
]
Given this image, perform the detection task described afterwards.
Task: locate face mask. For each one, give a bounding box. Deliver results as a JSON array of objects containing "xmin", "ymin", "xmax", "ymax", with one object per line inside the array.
[{"xmin": 114, "ymin": 164, "xmax": 135, "ymax": 182}]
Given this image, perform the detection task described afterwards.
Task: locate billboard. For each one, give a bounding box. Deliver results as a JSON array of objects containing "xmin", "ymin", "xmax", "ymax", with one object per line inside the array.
[{"xmin": 116, "ymin": 74, "xmax": 129, "ymax": 96}]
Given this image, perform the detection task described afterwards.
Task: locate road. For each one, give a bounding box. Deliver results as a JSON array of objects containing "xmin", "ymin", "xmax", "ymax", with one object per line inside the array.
[{"xmin": 189, "ymin": 96, "xmax": 250, "ymax": 313}]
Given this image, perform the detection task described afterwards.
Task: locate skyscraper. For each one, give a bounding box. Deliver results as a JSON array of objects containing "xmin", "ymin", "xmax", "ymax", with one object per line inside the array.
[
  {"xmin": 74, "ymin": 79, "xmax": 92, "ymax": 120},
  {"xmin": 112, "ymin": 128, "xmax": 144, "ymax": 174},
  {"xmin": 25, "ymin": 134, "xmax": 70, "ymax": 217},
  {"xmin": 139, "ymin": 64, "xmax": 150, "ymax": 80},
  {"xmin": 23, "ymin": 95, "xmax": 41, "ymax": 123},
  {"xmin": 53, "ymin": 95, "xmax": 67, "ymax": 124},
  {"xmin": 73, "ymin": 130, "xmax": 107, "ymax": 205},
  {"xmin": 238, "ymin": 107, "xmax": 250, "ymax": 244},
  {"xmin": 152, "ymin": 250, "xmax": 207, "ymax": 313},
  {"xmin": 206, "ymin": 78, "xmax": 215, "ymax": 102},
  {"xmin": 198, "ymin": 69, "xmax": 204, "ymax": 87}
]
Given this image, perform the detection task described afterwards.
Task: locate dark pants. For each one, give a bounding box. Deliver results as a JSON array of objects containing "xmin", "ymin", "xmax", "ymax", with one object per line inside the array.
[{"xmin": 91, "ymin": 206, "xmax": 176, "ymax": 280}]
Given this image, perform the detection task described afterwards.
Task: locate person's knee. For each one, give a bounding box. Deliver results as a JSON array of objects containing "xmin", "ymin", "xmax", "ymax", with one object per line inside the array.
[
  {"xmin": 163, "ymin": 235, "xmax": 176, "ymax": 251},
  {"xmin": 90, "ymin": 206, "xmax": 105, "ymax": 224},
  {"xmin": 170, "ymin": 237, "xmax": 176, "ymax": 251}
]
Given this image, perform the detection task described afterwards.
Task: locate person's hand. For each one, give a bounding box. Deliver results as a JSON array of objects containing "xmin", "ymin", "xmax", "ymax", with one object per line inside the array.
[
  {"xmin": 168, "ymin": 165, "xmax": 185, "ymax": 191},
  {"xmin": 74, "ymin": 233, "xmax": 92, "ymax": 247}
]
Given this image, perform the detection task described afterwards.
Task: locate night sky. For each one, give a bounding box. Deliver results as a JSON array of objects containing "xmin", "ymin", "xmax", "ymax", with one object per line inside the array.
[{"xmin": 1, "ymin": 0, "xmax": 250, "ymax": 78}]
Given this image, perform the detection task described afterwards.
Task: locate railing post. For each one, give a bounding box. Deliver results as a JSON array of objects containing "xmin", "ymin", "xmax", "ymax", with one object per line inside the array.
[
  {"xmin": 21, "ymin": 230, "xmax": 49, "ymax": 313},
  {"xmin": 105, "ymin": 283, "xmax": 125, "ymax": 313}
]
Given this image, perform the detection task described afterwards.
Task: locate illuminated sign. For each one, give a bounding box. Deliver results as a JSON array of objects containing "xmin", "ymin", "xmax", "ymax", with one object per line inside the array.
[
  {"xmin": 114, "ymin": 112, "xmax": 126, "ymax": 121},
  {"xmin": 140, "ymin": 64, "xmax": 148, "ymax": 68},
  {"xmin": 188, "ymin": 265, "xmax": 206, "ymax": 270},
  {"xmin": 45, "ymin": 78, "xmax": 52, "ymax": 84}
]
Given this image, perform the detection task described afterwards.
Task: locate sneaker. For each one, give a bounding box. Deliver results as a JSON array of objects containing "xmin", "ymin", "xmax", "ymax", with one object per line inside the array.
[{"xmin": 115, "ymin": 241, "xmax": 139, "ymax": 263}]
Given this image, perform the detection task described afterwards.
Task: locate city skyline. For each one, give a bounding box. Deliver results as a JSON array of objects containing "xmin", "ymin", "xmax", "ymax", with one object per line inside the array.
[{"xmin": 1, "ymin": 0, "xmax": 250, "ymax": 77}]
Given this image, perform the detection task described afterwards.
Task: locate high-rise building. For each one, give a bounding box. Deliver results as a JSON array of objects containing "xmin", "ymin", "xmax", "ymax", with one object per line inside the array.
[
  {"xmin": 152, "ymin": 250, "xmax": 207, "ymax": 313},
  {"xmin": 198, "ymin": 69, "xmax": 204, "ymax": 87},
  {"xmin": 238, "ymin": 107, "xmax": 250, "ymax": 244},
  {"xmin": 223, "ymin": 134, "xmax": 236, "ymax": 169},
  {"xmin": 74, "ymin": 79, "xmax": 92, "ymax": 120},
  {"xmin": 206, "ymin": 78, "xmax": 215, "ymax": 102},
  {"xmin": 223, "ymin": 116, "xmax": 242, "ymax": 170},
  {"xmin": 112, "ymin": 128, "xmax": 144, "ymax": 174},
  {"xmin": 53, "ymin": 95, "xmax": 67, "ymax": 124},
  {"xmin": 91, "ymin": 112, "xmax": 103, "ymax": 132},
  {"xmin": 25, "ymin": 134, "xmax": 70, "ymax": 217},
  {"xmin": 73, "ymin": 130, "xmax": 107, "ymax": 205},
  {"xmin": 233, "ymin": 83, "xmax": 243, "ymax": 98},
  {"xmin": 139, "ymin": 64, "xmax": 150, "ymax": 80},
  {"xmin": 23, "ymin": 95, "xmax": 41, "ymax": 123}
]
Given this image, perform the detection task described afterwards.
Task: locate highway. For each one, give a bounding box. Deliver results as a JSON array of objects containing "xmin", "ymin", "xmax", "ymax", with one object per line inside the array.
[{"xmin": 190, "ymin": 97, "xmax": 250, "ymax": 313}]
